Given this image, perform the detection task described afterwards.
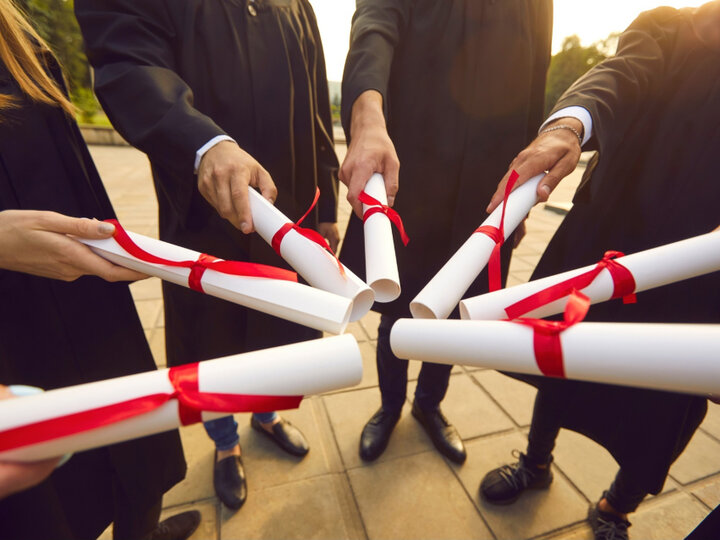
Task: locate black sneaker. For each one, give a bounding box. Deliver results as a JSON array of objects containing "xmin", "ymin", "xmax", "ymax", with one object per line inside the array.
[
  {"xmin": 479, "ymin": 450, "xmax": 553, "ymax": 505},
  {"xmin": 588, "ymin": 502, "xmax": 631, "ymax": 540}
]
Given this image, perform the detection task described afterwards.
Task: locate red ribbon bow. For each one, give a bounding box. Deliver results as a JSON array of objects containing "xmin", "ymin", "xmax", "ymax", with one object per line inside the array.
[
  {"xmin": 505, "ymin": 250, "xmax": 636, "ymax": 320},
  {"xmin": 514, "ymin": 290, "xmax": 591, "ymax": 378},
  {"xmin": 0, "ymin": 363, "xmax": 302, "ymax": 453},
  {"xmin": 106, "ymin": 219, "xmax": 297, "ymax": 293},
  {"xmin": 358, "ymin": 191, "xmax": 410, "ymax": 246},
  {"xmin": 270, "ymin": 188, "xmax": 345, "ymax": 276},
  {"xmin": 475, "ymin": 170, "xmax": 520, "ymax": 292}
]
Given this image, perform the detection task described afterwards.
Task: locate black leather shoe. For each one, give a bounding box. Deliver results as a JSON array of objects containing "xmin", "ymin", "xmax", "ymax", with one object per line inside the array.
[
  {"xmin": 359, "ymin": 407, "xmax": 401, "ymax": 461},
  {"xmin": 250, "ymin": 416, "xmax": 309, "ymax": 457},
  {"xmin": 145, "ymin": 510, "xmax": 201, "ymax": 540},
  {"xmin": 213, "ymin": 451, "xmax": 247, "ymax": 510},
  {"xmin": 411, "ymin": 402, "xmax": 467, "ymax": 464}
]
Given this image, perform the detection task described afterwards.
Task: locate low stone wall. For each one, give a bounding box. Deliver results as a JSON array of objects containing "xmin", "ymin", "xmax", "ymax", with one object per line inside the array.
[{"xmin": 79, "ymin": 125, "xmax": 128, "ymax": 146}]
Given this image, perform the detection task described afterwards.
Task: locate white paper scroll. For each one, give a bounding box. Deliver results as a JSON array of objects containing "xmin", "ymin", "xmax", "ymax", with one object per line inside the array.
[
  {"xmin": 80, "ymin": 232, "xmax": 352, "ymax": 335},
  {"xmin": 390, "ymin": 318, "xmax": 720, "ymax": 395},
  {"xmin": 0, "ymin": 335, "xmax": 363, "ymax": 462},
  {"xmin": 248, "ymin": 189, "xmax": 374, "ymax": 321},
  {"xmin": 460, "ymin": 230, "xmax": 720, "ymax": 321},
  {"xmin": 409, "ymin": 174, "xmax": 543, "ymax": 320},
  {"xmin": 362, "ymin": 173, "xmax": 401, "ymax": 302}
]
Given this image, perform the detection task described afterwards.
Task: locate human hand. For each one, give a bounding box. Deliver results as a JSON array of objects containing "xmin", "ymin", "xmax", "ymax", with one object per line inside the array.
[
  {"xmin": 487, "ymin": 117, "xmax": 584, "ymax": 214},
  {"xmin": 0, "ymin": 210, "xmax": 148, "ymax": 282},
  {"xmin": 0, "ymin": 385, "xmax": 60, "ymax": 500},
  {"xmin": 317, "ymin": 222, "xmax": 340, "ymax": 252},
  {"xmin": 197, "ymin": 140, "xmax": 278, "ymax": 233},
  {"xmin": 339, "ymin": 90, "xmax": 399, "ymax": 218}
]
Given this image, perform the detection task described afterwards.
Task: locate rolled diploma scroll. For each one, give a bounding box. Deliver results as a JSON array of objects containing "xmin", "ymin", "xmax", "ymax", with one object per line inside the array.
[
  {"xmin": 248, "ymin": 189, "xmax": 374, "ymax": 321},
  {"xmin": 390, "ymin": 319, "xmax": 720, "ymax": 395},
  {"xmin": 0, "ymin": 334, "xmax": 362, "ymax": 462},
  {"xmin": 363, "ymin": 173, "xmax": 401, "ymax": 302},
  {"xmin": 410, "ymin": 174, "xmax": 543, "ymax": 320},
  {"xmin": 80, "ymin": 233, "xmax": 352, "ymax": 335},
  {"xmin": 460, "ymin": 230, "xmax": 720, "ymax": 321}
]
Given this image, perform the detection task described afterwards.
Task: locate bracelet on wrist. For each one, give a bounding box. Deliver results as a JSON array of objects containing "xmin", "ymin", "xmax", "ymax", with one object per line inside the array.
[{"xmin": 539, "ymin": 124, "xmax": 583, "ymax": 146}]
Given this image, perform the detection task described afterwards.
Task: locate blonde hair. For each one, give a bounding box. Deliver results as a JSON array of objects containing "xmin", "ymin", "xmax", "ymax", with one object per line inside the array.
[{"xmin": 0, "ymin": 0, "xmax": 75, "ymax": 115}]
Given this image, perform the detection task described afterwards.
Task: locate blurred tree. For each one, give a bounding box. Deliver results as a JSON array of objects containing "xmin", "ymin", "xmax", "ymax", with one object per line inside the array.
[
  {"xmin": 16, "ymin": 0, "xmax": 99, "ymax": 122},
  {"xmin": 544, "ymin": 35, "xmax": 611, "ymax": 117}
]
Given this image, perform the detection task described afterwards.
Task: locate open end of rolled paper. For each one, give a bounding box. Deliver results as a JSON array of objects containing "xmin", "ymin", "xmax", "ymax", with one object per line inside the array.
[
  {"xmin": 459, "ymin": 301, "xmax": 471, "ymax": 320},
  {"xmin": 370, "ymin": 278, "xmax": 401, "ymax": 303},
  {"xmin": 409, "ymin": 301, "xmax": 438, "ymax": 319},
  {"xmin": 349, "ymin": 288, "xmax": 376, "ymax": 322}
]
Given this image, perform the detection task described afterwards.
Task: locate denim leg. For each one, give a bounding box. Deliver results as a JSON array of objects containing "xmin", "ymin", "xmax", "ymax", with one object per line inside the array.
[
  {"xmin": 605, "ymin": 468, "xmax": 648, "ymax": 514},
  {"xmin": 204, "ymin": 415, "xmax": 240, "ymax": 451},
  {"xmin": 525, "ymin": 389, "xmax": 562, "ymax": 466},
  {"xmin": 376, "ymin": 314, "xmax": 408, "ymax": 413},
  {"xmin": 253, "ymin": 411, "xmax": 278, "ymax": 424},
  {"xmin": 414, "ymin": 362, "xmax": 452, "ymax": 411}
]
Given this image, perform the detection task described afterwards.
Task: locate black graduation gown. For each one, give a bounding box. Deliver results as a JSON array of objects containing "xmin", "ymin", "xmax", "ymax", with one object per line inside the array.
[
  {"xmin": 0, "ymin": 59, "xmax": 185, "ymax": 539},
  {"xmin": 75, "ymin": 0, "xmax": 338, "ymax": 365},
  {"xmin": 523, "ymin": 6, "xmax": 720, "ymax": 494},
  {"xmin": 339, "ymin": 0, "xmax": 553, "ymax": 317}
]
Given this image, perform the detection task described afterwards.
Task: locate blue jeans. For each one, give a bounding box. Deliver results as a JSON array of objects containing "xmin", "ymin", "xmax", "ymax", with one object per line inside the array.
[{"xmin": 204, "ymin": 412, "xmax": 277, "ymax": 451}]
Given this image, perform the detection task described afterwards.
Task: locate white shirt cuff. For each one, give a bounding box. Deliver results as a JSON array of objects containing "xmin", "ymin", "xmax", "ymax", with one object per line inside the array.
[
  {"xmin": 194, "ymin": 135, "xmax": 236, "ymax": 173},
  {"xmin": 541, "ymin": 106, "xmax": 593, "ymax": 146}
]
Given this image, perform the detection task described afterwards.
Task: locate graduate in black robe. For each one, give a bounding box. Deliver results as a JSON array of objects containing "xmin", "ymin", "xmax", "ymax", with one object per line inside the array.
[
  {"xmin": 338, "ymin": 0, "xmax": 552, "ymax": 463},
  {"xmin": 479, "ymin": 3, "xmax": 720, "ymax": 538},
  {"xmin": 0, "ymin": 6, "xmax": 187, "ymax": 538},
  {"xmin": 75, "ymin": 0, "xmax": 339, "ymax": 510}
]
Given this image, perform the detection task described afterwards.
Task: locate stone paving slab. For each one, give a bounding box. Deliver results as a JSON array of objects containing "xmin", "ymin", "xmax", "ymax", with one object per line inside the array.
[
  {"xmin": 347, "ymin": 451, "xmax": 494, "ymax": 540},
  {"xmin": 407, "ymin": 373, "xmax": 515, "ymax": 440},
  {"xmin": 219, "ymin": 473, "xmax": 365, "ymax": 540},
  {"xmin": 457, "ymin": 433, "xmax": 590, "ymax": 539}
]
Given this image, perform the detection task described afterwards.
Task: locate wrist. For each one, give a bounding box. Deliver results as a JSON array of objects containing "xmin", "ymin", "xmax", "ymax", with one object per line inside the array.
[
  {"xmin": 540, "ymin": 117, "xmax": 584, "ymax": 146},
  {"xmin": 350, "ymin": 90, "xmax": 386, "ymax": 138}
]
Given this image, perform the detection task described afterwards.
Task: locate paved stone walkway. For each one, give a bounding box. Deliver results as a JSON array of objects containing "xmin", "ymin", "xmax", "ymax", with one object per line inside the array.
[{"xmin": 89, "ymin": 144, "xmax": 720, "ymax": 540}]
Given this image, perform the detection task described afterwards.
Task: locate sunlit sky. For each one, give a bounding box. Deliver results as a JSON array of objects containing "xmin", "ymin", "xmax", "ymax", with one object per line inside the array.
[{"xmin": 309, "ymin": 0, "xmax": 705, "ymax": 81}]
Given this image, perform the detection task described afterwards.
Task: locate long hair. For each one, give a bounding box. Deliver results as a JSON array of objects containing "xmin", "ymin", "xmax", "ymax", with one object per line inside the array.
[{"xmin": 0, "ymin": 0, "xmax": 75, "ymax": 115}]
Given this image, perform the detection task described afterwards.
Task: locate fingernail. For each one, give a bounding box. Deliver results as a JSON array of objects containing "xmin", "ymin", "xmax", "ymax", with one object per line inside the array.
[
  {"xmin": 240, "ymin": 222, "xmax": 251, "ymax": 233},
  {"xmin": 99, "ymin": 222, "xmax": 115, "ymax": 235},
  {"xmin": 540, "ymin": 185, "xmax": 551, "ymax": 197}
]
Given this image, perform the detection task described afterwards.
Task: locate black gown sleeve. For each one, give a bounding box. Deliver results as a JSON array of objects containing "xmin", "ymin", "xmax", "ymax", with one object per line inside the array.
[
  {"xmin": 550, "ymin": 7, "xmax": 681, "ymax": 154},
  {"xmin": 340, "ymin": 0, "xmax": 411, "ymax": 138},
  {"xmin": 75, "ymin": 0, "xmax": 227, "ymax": 219}
]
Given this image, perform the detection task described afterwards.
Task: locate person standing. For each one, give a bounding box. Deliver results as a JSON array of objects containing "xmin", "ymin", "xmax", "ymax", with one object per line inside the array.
[
  {"xmin": 478, "ymin": 3, "xmax": 720, "ymax": 539},
  {"xmin": 0, "ymin": 2, "xmax": 195, "ymax": 538},
  {"xmin": 75, "ymin": 0, "xmax": 340, "ymax": 511},
  {"xmin": 338, "ymin": 0, "xmax": 552, "ymax": 464}
]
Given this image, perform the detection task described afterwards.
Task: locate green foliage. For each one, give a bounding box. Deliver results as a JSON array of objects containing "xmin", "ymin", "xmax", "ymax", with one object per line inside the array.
[
  {"xmin": 16, "ymin": 0, "xmax": 100, "ymax": 120},
  {"xmin": 544, "ymin": 35, "xmax": 610, "ymax": 116}
]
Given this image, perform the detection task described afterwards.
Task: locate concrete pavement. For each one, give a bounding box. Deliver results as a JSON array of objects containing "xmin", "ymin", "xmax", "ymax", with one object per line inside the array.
[{"xmin": 89, "ymin": 144, "xmax": 720, "ymax": 540}]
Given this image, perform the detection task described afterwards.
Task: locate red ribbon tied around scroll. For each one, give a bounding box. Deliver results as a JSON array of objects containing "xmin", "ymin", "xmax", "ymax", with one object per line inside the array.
[
  {"xmin": 271, "ymin": 188, "xmax": 345, "ymax": 277},
  {"xmin": 0, "ymin": 363, "xmax": 302, "ymax": 453},
  {"xmin": 358, "ymin": 191, "xmax": 410, "ymax": 245},
  {"xmin": 475, "ymin": 170, "xmax": 520, "ymax": 292},
  {"xmin": 105, "ymin": 219, "xmax": 298, "ymax": 293},
  {"xmin": 514, "ymin": 290, "xmax": 591, "ymax": 378},
  {"xmin": 504, "ymin": 250, "xmax": 637, "ymax": 320}
]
